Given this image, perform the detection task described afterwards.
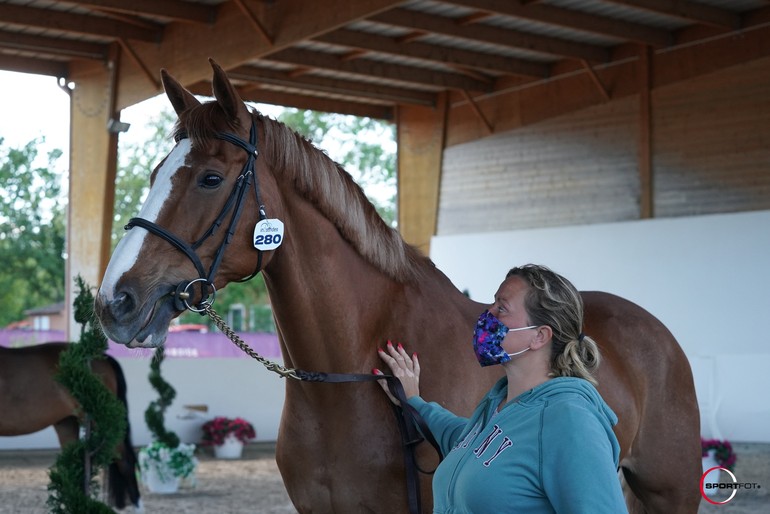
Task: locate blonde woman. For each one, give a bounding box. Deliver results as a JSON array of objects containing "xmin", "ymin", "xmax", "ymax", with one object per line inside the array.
[{"xmin": 376, "ymin": 264, "xmax": 627, "ymax": 513}]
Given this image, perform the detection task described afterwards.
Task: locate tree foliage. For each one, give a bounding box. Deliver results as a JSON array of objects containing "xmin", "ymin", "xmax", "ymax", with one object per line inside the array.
[
  {"xmin": 0, "ymin": 137, "xmax": 65, "ymax": 326},
  {"xmin": 112, "ymin": 110, "xmax": 176, "ymax": 248},
  {"xmin": 276, "ymin": 108, "xmax": 397, "ymax": 225}
]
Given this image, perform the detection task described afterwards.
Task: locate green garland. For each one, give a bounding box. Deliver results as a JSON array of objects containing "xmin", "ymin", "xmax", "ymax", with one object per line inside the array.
[
  {"xmin": 47, "ymin": 277, "xmax": 126, "ymax": 513},
  {"xmin": 144, "ymin": 345, "xmax": 181, "ymax": 448}
]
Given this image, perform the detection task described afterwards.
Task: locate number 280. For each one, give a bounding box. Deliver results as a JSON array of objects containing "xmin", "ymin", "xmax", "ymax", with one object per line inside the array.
[{"xmin": 254, "ymin": 234, "xmax": 282, "ymax": 245}]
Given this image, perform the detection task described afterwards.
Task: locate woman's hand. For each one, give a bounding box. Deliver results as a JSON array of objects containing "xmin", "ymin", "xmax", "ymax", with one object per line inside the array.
[{"xmin": 374, "ymin": 341, "xmax": 420, "ymax": 406}]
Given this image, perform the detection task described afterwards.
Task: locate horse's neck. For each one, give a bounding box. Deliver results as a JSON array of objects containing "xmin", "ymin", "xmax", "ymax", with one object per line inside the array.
[{"xmin": 261, "ymin": 199, "xmax": 398, "ymax": 370}]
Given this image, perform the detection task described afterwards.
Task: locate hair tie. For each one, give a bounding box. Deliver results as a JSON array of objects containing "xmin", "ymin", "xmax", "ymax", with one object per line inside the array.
[{"xmin": 577, "ymin": 333, "xmax": 585, "ymax": 342}]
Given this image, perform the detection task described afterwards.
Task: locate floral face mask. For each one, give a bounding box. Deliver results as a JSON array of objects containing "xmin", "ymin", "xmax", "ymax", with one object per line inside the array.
[{"xmin": 472, "ymin": 310, "xmax": 536, "ymax": 367}]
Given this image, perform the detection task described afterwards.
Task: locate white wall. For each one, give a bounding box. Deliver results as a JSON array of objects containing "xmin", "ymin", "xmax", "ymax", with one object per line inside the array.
[
  {"xmin": 430, "ymin": 210, "xmax": 770, "ymax": 443},
  {"xmin": 0, "ymin": 358, "xmax": 287, "ymax": 450}
]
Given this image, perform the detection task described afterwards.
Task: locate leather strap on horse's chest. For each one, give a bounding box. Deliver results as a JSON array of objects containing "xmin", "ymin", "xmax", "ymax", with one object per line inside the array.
[{"xmin": 295, "ymin": 369, "xmax": 442, "ymax": 514}]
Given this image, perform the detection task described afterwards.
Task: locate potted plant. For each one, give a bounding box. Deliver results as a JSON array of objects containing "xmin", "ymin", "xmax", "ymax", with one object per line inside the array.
[
  {"xmin": 201, "ymin": 417, "xmax": 256, "ymax": 459},
  {"xmin": 701, "ymin": 437, "xmax": 736, "ymax": 496},
  {"xmin": 139, "ymin": 346, "xmax": 198, "ymax": 493},
  {"xmin": 701, "ymin": 438, "xmax": 736, "ymax": 471},
  {"xmin": 138, "ymin": 440, "xmax": 197, "ymax": 493}
]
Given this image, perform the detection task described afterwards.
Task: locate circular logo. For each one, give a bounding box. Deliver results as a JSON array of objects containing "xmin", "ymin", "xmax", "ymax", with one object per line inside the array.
[{"xmin": 700, "ymin": 466, "xmax": 737, "ymax": 505}]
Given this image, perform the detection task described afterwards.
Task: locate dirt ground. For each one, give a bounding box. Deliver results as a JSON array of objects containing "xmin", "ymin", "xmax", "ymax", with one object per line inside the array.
[
  {"xmin": 0, "ymin": 442, "xmax": 293, "ymax": 514},
  {"xmin": 0, "ymin": 442, "xmax": 767, "ymax": 513}
]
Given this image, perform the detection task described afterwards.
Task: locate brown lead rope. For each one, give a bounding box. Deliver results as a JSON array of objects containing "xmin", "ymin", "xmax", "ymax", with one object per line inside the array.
[{"xmin": 203, "ymin": 304, "xmax": 442, "ymax": 514}]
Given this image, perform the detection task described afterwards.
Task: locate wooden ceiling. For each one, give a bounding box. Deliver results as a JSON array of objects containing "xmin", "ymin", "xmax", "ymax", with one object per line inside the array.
[{"xmin": 0, "ymin": 0, "xmax": 768, "ymax": 121}]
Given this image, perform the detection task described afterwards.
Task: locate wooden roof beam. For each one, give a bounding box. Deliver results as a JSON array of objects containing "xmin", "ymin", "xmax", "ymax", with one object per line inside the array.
[
  {"xmin": 270, "ymin": 47, "xmax": 494, "ymax": 92},
  {"xmin": 0, "ymin": 30, "xmax": 108, "ymax": 60},
  {"xmin": 445, "ymin": 0, "xmax": 672, "ymax": 47},
  {"xmin": 603, "ymin": 0, "xmax": 741, "ymax": 30},
  {"xmin": 187, "ymin": 81, "xmax": 395, "ymax": 120},
  {"xmin": 0, "ymin": 54, "xmax": 69, "ymax": 78},
  {"xmin": 315, "ymin": 28, "xmax": 549, "ymax": 78},
  {"xmin": 372, "ymin": 8, "xmax": 610, "ymax": 62},
  {"xmin": 227, "ymin": 64, "xmax": 438, "ymax": 107},
  {"xmin": 71, "ymin": 0, "xmax": 218, "ymax": 24},
  {"xmin": 113, "ymin": 0, "xmax": 406, "ymax": 109},
  {"xmin": 0, "ymin": 3, "xmax": 161, "ymax": 42}
]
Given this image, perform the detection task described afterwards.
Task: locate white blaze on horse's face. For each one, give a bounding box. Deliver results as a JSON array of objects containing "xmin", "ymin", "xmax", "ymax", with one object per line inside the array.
[{"xmin": 99, "ymin": 139, "xmax": 192, "ymax": 301}]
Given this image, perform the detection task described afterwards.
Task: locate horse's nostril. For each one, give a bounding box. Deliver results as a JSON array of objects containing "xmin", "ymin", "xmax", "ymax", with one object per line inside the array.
[{"xmin": 111, "ymin": 291, "xmax": 136, "ymax": 319}]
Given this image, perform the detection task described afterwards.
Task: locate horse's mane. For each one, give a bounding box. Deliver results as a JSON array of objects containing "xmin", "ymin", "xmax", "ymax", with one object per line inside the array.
[{"xmin": 174, "ymin": 103, "xmax": 426, "ymax": 283}]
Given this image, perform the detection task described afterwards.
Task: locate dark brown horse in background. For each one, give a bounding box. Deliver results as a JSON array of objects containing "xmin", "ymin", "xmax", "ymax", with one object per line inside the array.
[
  {"xmin": 96, "ymin": 60, "xmax": 701, "ymax": 513},
  {"xmin": 0, "ymin": 343, "xmax": 141, "ymax": 510}
]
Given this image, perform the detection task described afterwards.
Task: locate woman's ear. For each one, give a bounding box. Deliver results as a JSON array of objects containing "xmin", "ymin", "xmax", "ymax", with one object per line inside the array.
[{"xmin": 531, "ymin": 325, "xmax": 553, "ymax": 351}]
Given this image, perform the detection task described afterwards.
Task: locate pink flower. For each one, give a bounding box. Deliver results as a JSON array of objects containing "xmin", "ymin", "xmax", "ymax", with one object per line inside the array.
[{"xmin": 701, "ymin": 438, "xmax": 736, "ymax": 471}]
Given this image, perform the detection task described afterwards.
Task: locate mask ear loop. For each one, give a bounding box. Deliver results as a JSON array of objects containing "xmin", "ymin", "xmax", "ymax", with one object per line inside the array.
[{"xmin": 506, "ymin": 347, "xmax": 531, "ymax": 358}]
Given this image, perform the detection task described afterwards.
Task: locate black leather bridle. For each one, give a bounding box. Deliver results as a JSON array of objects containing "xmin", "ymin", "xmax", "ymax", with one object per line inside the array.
[{"xmin": 124, "ymin": 119, "xmax": 265, "ymax": 312}]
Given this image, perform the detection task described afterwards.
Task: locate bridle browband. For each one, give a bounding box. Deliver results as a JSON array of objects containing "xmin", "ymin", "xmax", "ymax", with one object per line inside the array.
[
  {"xmin": 125, "ymin": 118, "xmax": 265, "ymax": 312},
  {"xmin": 124, "ymin": 115, "xmax": 441, "ymax": 514}
]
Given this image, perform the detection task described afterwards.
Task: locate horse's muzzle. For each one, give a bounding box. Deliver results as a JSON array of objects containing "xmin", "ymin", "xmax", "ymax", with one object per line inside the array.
[{"xmin": 95, "ymin": 287, "xmax": 172, "ymax": 347}]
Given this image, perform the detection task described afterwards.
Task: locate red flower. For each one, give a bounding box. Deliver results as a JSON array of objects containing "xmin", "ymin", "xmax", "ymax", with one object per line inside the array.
[
  {"xmin": 201, "ymin": 416, "xmax": 256, "ymax": 446},
  {"xmin": 701, "ymin": 438, "xmax": 736, "ymax": 471}
]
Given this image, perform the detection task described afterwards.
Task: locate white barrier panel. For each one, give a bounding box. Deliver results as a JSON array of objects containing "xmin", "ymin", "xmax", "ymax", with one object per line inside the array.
[{"xmin": 430, "ymin": 210, "xmax": 770, "ymax": 443}]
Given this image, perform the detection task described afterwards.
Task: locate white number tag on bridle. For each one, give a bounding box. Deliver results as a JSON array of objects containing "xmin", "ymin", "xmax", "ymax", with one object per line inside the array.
[{"xmin": 253, "ymin": 219, "xmax": 284, "ymax": 250}]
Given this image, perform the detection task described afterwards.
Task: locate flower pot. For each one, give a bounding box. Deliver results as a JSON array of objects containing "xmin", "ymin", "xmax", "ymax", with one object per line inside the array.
[
  {"xmin": 214, "ymin": 433, "xmax": 244, "ymax": 459},
  {"xmin": 144, "ymin": 465, "xmax": 180, "ymax": 494},
  {"xmin": 701, "ymin": 449, "xmax": 720, "ymax": 496}
]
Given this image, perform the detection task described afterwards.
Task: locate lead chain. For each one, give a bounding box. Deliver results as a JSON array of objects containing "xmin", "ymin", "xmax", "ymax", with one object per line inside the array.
[{"xmin": 203, "ymin": 305, "xmax": 301, "ymax": 380}]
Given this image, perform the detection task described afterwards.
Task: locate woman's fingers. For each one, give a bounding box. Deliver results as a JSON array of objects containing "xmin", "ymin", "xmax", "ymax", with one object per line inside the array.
[
  {"xmin": 372, "ymin": 368, "xmax": 399, "ymax": 406},
  {"xmin": 380, "ymin": 341, "xmax": 414, "ymax": 372},
  {"xmin": 376, "ymin": 342, "xmax": 420, "ymax": 401}
]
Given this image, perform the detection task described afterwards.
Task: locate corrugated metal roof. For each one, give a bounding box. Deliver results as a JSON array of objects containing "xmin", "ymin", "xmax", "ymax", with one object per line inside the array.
[{"xmin": 0, "ymin": 0, "xmax": 766, "ymax": 117}]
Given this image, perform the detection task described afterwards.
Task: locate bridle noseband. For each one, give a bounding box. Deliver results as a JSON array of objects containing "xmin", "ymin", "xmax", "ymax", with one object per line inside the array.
[{"xmin": 125, "ymin": 119, "xmax": 266, "ymax": 312}]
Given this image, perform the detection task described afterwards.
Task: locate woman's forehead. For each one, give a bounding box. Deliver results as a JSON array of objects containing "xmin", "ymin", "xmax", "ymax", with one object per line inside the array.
[{"xmin": 495, "ymin": 275, "xmax": 528, "ymax": 301}]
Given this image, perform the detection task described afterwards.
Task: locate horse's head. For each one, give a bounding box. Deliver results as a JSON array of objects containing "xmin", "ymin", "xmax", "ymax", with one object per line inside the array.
[{"xmin": 96, "ymin": 60, "xmax": 283, "ymax": 347}]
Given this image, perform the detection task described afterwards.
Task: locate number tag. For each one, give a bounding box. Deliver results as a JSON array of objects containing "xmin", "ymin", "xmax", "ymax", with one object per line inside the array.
[{"xmin": 253, "ymin": 219, "xmax": 285, "ymax": 250}]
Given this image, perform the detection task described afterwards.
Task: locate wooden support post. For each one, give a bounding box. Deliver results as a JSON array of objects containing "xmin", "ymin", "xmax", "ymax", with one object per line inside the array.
[
  {"xmin": 66, "ymin": 59, "xmax": 120, "ymax": 340},
  {"xmin": 638, "ymin": 46, "xmax": 653, "ymax": 219},
  {"xmin": 397, "ymin": 93, "xmax": 447, "ymax": 256}
]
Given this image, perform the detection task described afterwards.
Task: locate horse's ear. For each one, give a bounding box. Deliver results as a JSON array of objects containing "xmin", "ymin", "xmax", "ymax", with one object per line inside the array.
[
  {"xmin": 209, "ymin": 58, "xmax": 250, "ymax": 126},
  {"xmin": 161, "ymin": 69, "xmax": 201, "ymax": 116}
]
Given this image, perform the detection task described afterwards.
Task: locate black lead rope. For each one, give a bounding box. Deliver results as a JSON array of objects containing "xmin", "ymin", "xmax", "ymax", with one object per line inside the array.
[{"xmin": 295, "ymin": 369, "xmax": 443, "ymax": 514}]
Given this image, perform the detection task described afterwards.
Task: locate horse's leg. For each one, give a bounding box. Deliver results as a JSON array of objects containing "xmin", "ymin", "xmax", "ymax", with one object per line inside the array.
[
  {"xmin": 53, "ymin": 416, "xmax": 80, "ymax": 447},
  {"xmin": 621, "ymin": 370, "xmax": 702, "ymax": 513},
  {"xmin": 100, "ymin": 356, "xmax": 142, "ymax": 510},
  {"xmin": 108, "ymin": 441, "xmax": 142, "ymax": 511}
]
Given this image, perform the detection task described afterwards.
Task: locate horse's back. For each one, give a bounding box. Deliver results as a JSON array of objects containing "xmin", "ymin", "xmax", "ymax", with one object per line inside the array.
[
  {"xmin": 582, "ymin": 291, "xmax": 701, "ymax": 513},
  {"xmin": 0, "ymin": 343, "xmax": 118, "ymax": 435}
]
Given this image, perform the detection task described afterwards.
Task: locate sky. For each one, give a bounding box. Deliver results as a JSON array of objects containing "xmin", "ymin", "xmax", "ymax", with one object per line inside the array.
[
  {"xmin": 0, "ymin": 69, "xmax": 284, "ymax": 164},
  {"xmin": 0, "ymin": 70, "xmax": 71, "ymax": 156}
]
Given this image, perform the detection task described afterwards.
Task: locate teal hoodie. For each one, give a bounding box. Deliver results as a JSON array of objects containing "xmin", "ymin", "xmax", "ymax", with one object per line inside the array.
[{"xmin": 407, "ymin": 377, "xmax": 628, "ymax": 513}]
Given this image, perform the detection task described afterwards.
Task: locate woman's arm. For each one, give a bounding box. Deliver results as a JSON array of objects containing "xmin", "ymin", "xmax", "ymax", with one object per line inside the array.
[{"xmin": 541, "ymin": 400, "xmax": 628, "ymax": 513}]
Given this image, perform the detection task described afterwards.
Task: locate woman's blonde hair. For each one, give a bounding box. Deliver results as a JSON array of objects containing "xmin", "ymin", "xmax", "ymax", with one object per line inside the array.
[{"xmin": 506, "ymin": 264, "xmax": 600, "ymax": 386}]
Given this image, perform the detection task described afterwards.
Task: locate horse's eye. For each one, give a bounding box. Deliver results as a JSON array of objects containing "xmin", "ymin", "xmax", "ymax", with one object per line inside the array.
[{"xmin": 201, "ymin": 174, "xmax": 223, "ymax": 189}]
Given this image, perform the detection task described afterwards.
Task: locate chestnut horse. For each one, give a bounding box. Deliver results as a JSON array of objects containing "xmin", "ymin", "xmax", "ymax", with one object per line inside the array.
[
  {"xmin": 0, "ymin": 343, "xmax": 141, "ymax": 510},
  {"xmin": 96, "ymin": 61, "xmax": 701, "ymax": 513}
]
